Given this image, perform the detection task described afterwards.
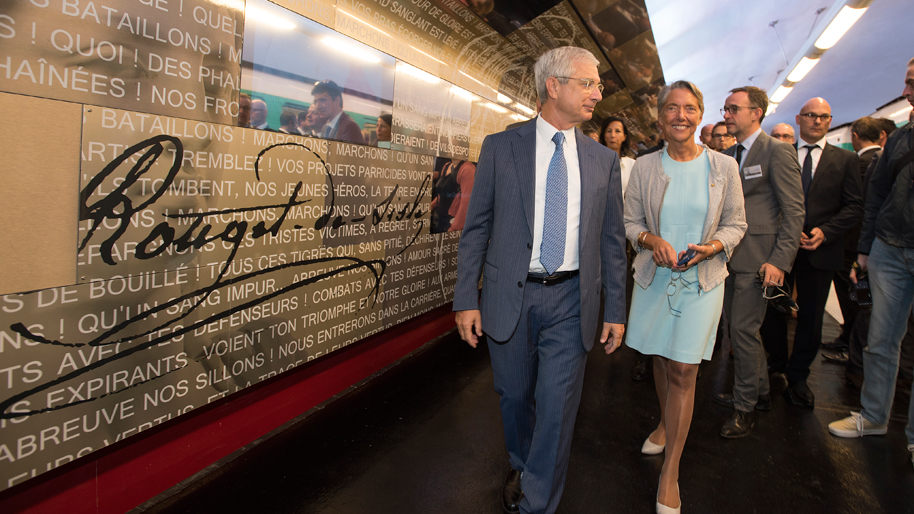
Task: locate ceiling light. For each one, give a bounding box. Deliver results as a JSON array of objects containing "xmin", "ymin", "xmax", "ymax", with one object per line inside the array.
[
  {"xmin": 515, "ymin": 103, "xmax": 535, "ymax": 116},
  {"xmin": 815, "ymin": 6, "xmax": 867, "ymax": 50},
  {"xmin": 321, "ymin": 37, "xmax": 380, "ymax": 63},
  {"xmin": 496, "ymin": 93, "xmax": 512, "ymax": 104},
  {"xmin": 510, "ymin": 114, "xmax": 528, "ymax": 121},
  {"xmin": 398, "ymin": 63, "xmax": 440, "ymax": 84},
  {"xmin": 449, "ymin": 86, "xmax": 478, "ymax": 101},
  {"xmin": 770, "ymin": 85, "xmax": 793, "ymax": 103},
  {"xmin": 766, "ymin": 103, "xmax": 778, "ymax": 116},
  {"xmin": 245, "ymin": 5, "xmax": 295, "ymax": 30},
  {"xmin": 890, "ymin": 105, "xmax": 913, "ymax": 118},
  {"xmin": 786, "ymin": 57, "xmax": 820, "ymax": 82}
]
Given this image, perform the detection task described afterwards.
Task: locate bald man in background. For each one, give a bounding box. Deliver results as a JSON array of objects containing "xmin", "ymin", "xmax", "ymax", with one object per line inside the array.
[
  {"xmin": 770, "ymin": 123, "xmax": 796, "ymax": 145},
  {"xmin": 700, "ymin": 123, "xmax": 715, "ymax": 146},
  {"xmin": 761, "ymin": 97, "xmax": 863, "ymax": 408}
]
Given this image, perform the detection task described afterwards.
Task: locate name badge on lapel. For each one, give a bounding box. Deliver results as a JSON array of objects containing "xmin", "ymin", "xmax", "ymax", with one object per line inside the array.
[{"xmin": 743, "ymin": 165, "xmax": 763, "ymax": 180}]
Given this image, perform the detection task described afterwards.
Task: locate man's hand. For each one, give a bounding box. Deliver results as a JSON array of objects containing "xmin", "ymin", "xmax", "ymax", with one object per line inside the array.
[
  {"xmin": 455, "ymin": 310, "xmax": 483, "ymax": 348},
  {"xmin": 600, "ymin": 323, "xmax": 625, "ymax": 354},
  {"xmin": 850, "ymin": 254, "xmax": 869, "ymax": 284},
  {"xmin": 799, "ymin": 228, "xmax": 826, "ymax": 250},
  {"xmin": 759, "ymin": 263, "xmax": 785, "ymax": 287}
]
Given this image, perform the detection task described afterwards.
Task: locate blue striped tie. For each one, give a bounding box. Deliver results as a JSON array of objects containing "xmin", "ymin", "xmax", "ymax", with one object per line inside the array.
[{"xmin": 541, "ymin": 132, "xmax": 568, "ymax": 275}]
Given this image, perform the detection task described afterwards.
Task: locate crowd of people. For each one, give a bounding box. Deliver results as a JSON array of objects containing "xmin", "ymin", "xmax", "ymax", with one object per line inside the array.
[
  {"xmin": 453, "ymin": 45, "xmax": 914, "ymax": 514},
  {"xmin": 236, "ymin": 81, "xmax": 393, "ymax": 148}
]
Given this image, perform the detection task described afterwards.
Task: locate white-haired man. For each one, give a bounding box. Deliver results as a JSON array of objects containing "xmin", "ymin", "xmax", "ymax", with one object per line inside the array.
[{"xmin": 454, "ymin": 46, "xmax": 627, "ymax": 514}]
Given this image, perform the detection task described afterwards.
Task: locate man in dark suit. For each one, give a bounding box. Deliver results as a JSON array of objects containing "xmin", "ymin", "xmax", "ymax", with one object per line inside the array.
[
  {"xmin": 712, "ymin": 86, "xmax": 805, "ymax": 438},
  {"xmin": 823, "ymin": 116, "xmax": 884, "ymax": 361},
  {"xmin": 761, "ymin": 98, "xmax": 863, "ymax": 407},
  {"xmin": 454, "ymin": 46, "xmax": 627, "ymax": 514},
  {"xmin": 312, "ymin": 80, "xmax": 365, "ymax": 145}
]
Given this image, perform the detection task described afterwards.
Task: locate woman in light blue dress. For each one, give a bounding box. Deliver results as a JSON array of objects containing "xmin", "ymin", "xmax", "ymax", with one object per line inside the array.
[{"xmin": 623, "ymin": 81, "xmax": 747, "ymax": 514}]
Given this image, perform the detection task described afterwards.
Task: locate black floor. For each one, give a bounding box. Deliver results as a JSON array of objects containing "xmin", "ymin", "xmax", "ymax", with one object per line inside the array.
[{"xmin": 140, "ymin": 317, "xmax": 914, "ymax": 514}]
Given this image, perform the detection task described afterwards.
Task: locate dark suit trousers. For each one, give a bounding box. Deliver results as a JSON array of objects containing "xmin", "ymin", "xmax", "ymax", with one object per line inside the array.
[
  {"xmin": 832, "ymin": 249, "xmax": 860, "ymax": 344},
  {"xmin": 762, "ymin": 250, "xmax": 834, "ymax": 383},
  {"xmin": 487, "ymin": 276, "xmax": 587, "ymax": 514}
]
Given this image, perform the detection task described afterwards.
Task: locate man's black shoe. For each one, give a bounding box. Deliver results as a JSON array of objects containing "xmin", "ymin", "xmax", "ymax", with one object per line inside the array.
[
  {"xmin": 720, "ymin": 409, "xmax": 756, "ymax": 438},
  {"xmin": 823, "ymin": 350, "xmax": 849, "ymax": 365},
  {"xmin": 711, "ymin": 392, "xmax": 771, "ymax": 411},
  {"xmin": 786, "ymin": 381, "xmax": 815, "ymax": 408},
  {"xmin": 821, "ymin": 340, "xmax": 848, "ymax": 351},
  {"xmin": 503, "ymin": 469, "xmax": 523, "ymax": 513},
  {"xmin": 631, "ymin": 359, "xmax": 649, "ymax": 381},
  {"xmin": 768, "ymin": 371, "xmax": 788, "ymax": 391}
]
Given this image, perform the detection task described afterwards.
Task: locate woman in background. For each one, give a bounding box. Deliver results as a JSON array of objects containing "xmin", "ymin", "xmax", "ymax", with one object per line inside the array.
[
  {"xmin": 624, "ymin": 81, "xmax": 746, "ymax": 513},
  {"xmin": 600, "ymin": 115, "xmax": 651, "ymax": 380},
  {"xmin": 377, "ymin": 114, "xmax": 392, "ymax": 149},
  {"xmin": 599, "ymin": 116, "xmax": 636, "ymax": 199}
]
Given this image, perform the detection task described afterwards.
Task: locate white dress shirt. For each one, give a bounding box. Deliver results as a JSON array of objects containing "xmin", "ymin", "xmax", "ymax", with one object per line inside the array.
[
  {"xmin": 798, "ymin": 136, "xmax": 828, "ymax": 178},
  {"xmin": 620, "ymin": 156, "xmax": 635, "ymax": 201},
  {"xmin": 322, "ymin": 111, "xmax": 343, "ymax": 138},
  {"xmin": 530, "ymin": 115, "xmax": 581, "ymax": 273},
  {"xmin": 735, "ymin": 127, "xmax": 763, "ymax": 169}
]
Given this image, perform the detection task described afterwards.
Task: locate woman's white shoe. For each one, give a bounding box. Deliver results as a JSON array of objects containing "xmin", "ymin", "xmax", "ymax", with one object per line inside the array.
[
  {"xmin": 656, "ymin": 500, "xmax": 681, "ymax": 514},
  {"xmin": 656, "ymin": 481, "xmax": 681, "ymax": 514},
  {"xmin": 641, "ymin": 435, "xmax": 665, "ymax": 455}
]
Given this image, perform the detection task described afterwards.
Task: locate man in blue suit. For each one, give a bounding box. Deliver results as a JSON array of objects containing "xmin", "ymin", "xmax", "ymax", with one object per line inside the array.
[{"xmin": 453, "ymin": 46, "xmax": 628, "ymax": 514}]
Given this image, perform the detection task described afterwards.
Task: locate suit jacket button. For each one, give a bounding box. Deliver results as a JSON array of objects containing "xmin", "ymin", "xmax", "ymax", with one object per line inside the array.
[
  {"xmin": 517, "ymin": 281, "xmax": 523, "ymax": 288},
  {"xmin": 527, "ymin": 243, "xmax": 532, "ymax": 249}
]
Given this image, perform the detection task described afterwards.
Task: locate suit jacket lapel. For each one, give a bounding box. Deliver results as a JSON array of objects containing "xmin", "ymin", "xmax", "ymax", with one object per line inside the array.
[
  {"xmin": 576, "ymin": 129, "xmax": 596, "ymax": 246},
  {"xmin": 742, "ymin": 131, "xmax": 766, "ymax": 169},
  {"xmin": 511, "ymin": 122, "xmax": 537, "ymax": 235}
]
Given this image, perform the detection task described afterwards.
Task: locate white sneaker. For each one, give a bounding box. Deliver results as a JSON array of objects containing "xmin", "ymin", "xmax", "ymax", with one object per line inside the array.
[{"xmin": 828, "ymin": 412, "xmax": 888, "ymax": 438}]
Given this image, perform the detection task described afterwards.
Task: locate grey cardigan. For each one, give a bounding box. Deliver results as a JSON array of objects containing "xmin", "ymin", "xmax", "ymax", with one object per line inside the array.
[{"xmin": 624, "ymin": 146, "xmax": 748, "ymax": 291}]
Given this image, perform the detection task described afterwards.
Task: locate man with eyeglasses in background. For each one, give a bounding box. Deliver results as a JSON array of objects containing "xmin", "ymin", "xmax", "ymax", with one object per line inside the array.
[
  {"xmin": 711, "ymin": 121, "xmax": 736, "ymax": 151},
  {"xmin": 711, "ymin": 86, "xmax": 805, "ymax": 438},
  {"xmin": 760, "ymin": 98, "xmax": 862, "ymax": 409},
  {"xmin": 770, "ymin": 123, "xmax": 796, "ymax": 146}
]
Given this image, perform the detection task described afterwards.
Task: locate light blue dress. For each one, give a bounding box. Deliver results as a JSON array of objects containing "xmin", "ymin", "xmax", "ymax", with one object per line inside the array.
[{"xmin": 625, "ymin": 150, "xmax": 723, "ymax": 364}]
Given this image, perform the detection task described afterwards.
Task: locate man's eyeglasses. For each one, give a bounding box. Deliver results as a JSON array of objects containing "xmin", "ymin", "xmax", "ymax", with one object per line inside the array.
[
  {"xmin": 554, "ymin": 77, "xmax": 604, "ymax": 94},
  {"xmin": 712, "ymin": 133, "xmax": 734, "ymax": 140},
  {"xmin": 754, "ymin": 279, "xmax": 799, "ymax": 313},
  {"xmin": 720, "ymin": 105, "xmax": 757, "ymax": 116},
  {"xmin": 798, "ymin": 113, "xmax": 833, "ymax": 121}
]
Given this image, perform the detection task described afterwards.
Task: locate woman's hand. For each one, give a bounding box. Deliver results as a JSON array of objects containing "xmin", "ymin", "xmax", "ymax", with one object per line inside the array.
[
  {"xmin": 672, "ymin": 243, "xmax": 715, "ymax": 271},
  {"xmin": 647, "ymin": 235, "xmax": 678, "ymax": 268}
]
